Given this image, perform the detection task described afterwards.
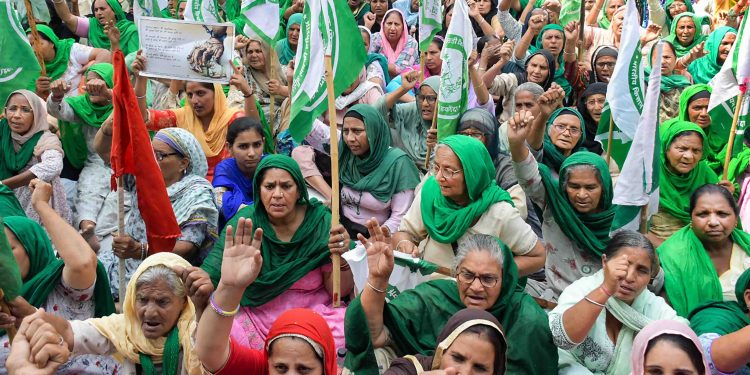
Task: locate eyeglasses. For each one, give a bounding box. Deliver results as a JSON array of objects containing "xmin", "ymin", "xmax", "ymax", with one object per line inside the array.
[
  {"xmin": 154, "ymin": 151, "xmax": 181, "ymax": 161},
  {"xmin": 586, "ymin": 97, "xmax": 606, "ymax": 107},
  {"xmin": 595, "ymin": 61, "xmax": 616, "ymax": 69},
  {"xmin": 457, "ymin": 271, "xmax": 499, "ymax": 288},
  {"xmin": 416, "ymin": 94, "xmax": 438, "ymax": 104},
  {"xmin": 553, "ymin": 124, "xmax": 582, "ymax": 136},
  {"xmin": 5, "ymin": 105, "xmax": 32, "ymax": 114},
  {"xmin": 458, "ymin": 131, "xmax": 485, "ymax": 140},
  {"xmin": 432, "ymin": 164, "xmax": 462, "ymax": 179}
]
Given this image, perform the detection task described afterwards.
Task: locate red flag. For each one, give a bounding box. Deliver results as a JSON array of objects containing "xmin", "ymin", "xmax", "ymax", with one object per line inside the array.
[{"xmin": 110, "ymin": 50, "xmax": 180, "ymax": 253}]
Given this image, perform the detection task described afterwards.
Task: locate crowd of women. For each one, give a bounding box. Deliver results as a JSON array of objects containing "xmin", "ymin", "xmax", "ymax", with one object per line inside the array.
[{"xmin": 1, "ymin": 0, "xmax": 750, "ymax": 372}]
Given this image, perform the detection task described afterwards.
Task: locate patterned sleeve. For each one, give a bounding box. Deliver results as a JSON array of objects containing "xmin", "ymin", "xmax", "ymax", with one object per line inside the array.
[
  {"xmin": 498, "ymin": 10, "xmax": 522, "ymax": 42},
  {"xmin": 698, "ymin": 333, "xmax": 737, "ymax": 375},
  {"xmin": 549, "ymin": 312, "xmax": 579, "ymax": 349},
  {"xmin": 512, "ymin": 151, "xmax": 547, "ymax": 210},
  {"xmin": 146, "ymin": 109, "xmax": 178, "ymax": 131},
  {"xmin": 47, "ymin": 98, "xmax": 81, "ymax": 123},
  {"xmin": 180, "ymin": 223, "xmax": 207, "ymax": 247},
  {"xmin": 394, "ymin": 38, "xmax": 419, "ymax": 74},
  {"xmin": 28, "ymin": 150, "xmax": 63, "ymax": 182}
]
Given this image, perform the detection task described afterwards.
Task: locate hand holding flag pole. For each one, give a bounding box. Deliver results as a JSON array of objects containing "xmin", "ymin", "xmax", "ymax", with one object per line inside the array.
[{"xmin": 22, "ymin": 0, "xmax": 46, "ymax": 77}]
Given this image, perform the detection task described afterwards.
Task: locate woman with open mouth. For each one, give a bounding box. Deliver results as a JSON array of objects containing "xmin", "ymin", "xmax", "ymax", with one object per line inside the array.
[
  {"xmin": 369, "ymin": 9, "xmax": 419, "ymax": 78},
  {"xmin": 51, "ymin": 0, "xmax": 139, "ymax": 56}
]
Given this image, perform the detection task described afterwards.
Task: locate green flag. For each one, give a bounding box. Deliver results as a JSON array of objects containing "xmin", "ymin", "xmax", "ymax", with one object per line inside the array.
[
  {"xmin": 418, "ymin": 0, "xmax": 442, "ymax": 52},
  {"xmin": 288, "ymin": 0, "xmax": 366, "ymax": 141},
  {"xmin": 436, "ymin": 0, "xmax": 471, "ymax": 139},
  {"xmin": 0, "ymin": 0, "xmax": 41, "ymax": 111},
  {"xmin": 559, "ymin": 0, "xmax": 581, "ymax": 27},
  {"xmin": 0, "ymin": 217, "xmax": 22, "ymax": 301},
  {"xmin": 241, "ymin": 0, "xmax": 280, "ymax": 44}
]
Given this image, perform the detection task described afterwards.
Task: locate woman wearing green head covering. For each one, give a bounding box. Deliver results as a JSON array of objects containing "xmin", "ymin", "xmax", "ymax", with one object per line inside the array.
[
  {"xmin": 660, "ymin": 184, "xmax": 750, "ymax": 316},
  {"xmin": 275, "ymin": 13, "xmax": 302, "ymax": 65},
  {"xmin": 663, "ymin": 12, "xmax": 707, "ymax": 58},
  {"xmin": 678, "ymin": 84, "xmax": 730, "ymax": 173},
  {"xmin": 26, "ymin": 25, "xmax": 111, "ymax": 98},
  {"xmin": 52, "ymin": 0, "xmax": 139, "ymax": 56},
  {"xmin": 508, "ymin": 109, "xmax": 614, "ymax": 299},
  {"xmin": 514, "ymin": 24, "xmax": 573, "ymax": 99},
  {"xmin": 646, "ymin": 41, "xmax": 693, "ymax": 124},
  {"xmin": 589, "ymin": 0, "xmax": 625, "ymax": 29},
  {"xmin": 0, "ymin": 180, "xmax": 119, "ymax": 373},
  {"xmin": 201, "ymin": 154, "xmax": 353, "ymax": 350},
  {"xmin": 392, "ymin": 135, "xmax": 545, "ymax": 275},
  {"xmin": 688, "ymin": 26, "xmax": 737, "ymax": 84},
  {"xmin": 47, "ymin": 62, "xmax": 115, "ymax": 252},
  {"xmin": 689, "ymin": 268, "xmax": 750, "ymax": 374}
]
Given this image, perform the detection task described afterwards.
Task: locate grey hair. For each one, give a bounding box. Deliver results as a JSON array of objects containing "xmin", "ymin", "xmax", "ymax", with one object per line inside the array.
[
  {"xmin": 516, "ymin": 82, "xmax": 544, "ymax": 100},
  {"xmin": 452, "ymin": 234, "xmax": 504, "ymax": 276},
  {"xmin": 560, "ymin": 164, "xmax": 605, "ymax": 210},
  {"xmin": 135, "ymin": 265, "xmax": 186, "ymax": 299}
]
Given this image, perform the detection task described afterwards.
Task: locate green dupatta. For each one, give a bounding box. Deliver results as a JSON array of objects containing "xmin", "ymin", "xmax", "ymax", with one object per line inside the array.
[
  {"xmin": 275, "ymin": 13, "xmax": 302, "ymax": 65},
  {"xmin": 542, "ymin": 107, "xmax": 587, "ymax": 173},
  {"xmin": 60, "ymin": 63, "xmax": 114, "ymax": 169},
  {"xmin": 597, "ymin": 0, "xmax": 613, "ymax": 29},
  {"xmin": 688, "ymin": 26, "xmax": 737, "ymax": 84},
  {"xmin": 343, "ymin": 239, "xmax": 558, "ymax": 374},
  {"xmin": 201, "ymin": 155, "xmax": 333, "ymax": 307},
  {"xmin": 659, "ymin": 119, "xmax": 717, "ymax": 224},
  {"xmin": 87, "ymin": 0, "xmax": 139, "ymax": 55},
  {"xmin": 0, "ymin": 185, "xmax": 25, "ymax": 217},
  {"xmin": 663, "ymin": 12, "xmax": 707, "ymax": 58},
  {"xmin": 645, "ymin": 42, "xmax": 692, "ymax": 93},
  {"xmin": 32, "ymin": 25, "xmax": 74, "ymax": 81},
  {"xmin": 0, "ymin": 120, "xmax": 42, "ymax": 180},
  {"xmin": 658, "ymin": 226, "xmax": 750, "ymax": 317},
  {"xmin": 678, "ymin": 84, "xmax": 729, "ymax": 172},
  {"xmin": 420, "ymin": 135, "xmax": 513, "ymax": 244},
  {"xmin": 531, "ymin": 24, "xmax": 572, "ymax": 98},
  {"xmin": 339, "ymin": 104, "xmax": 420, "ymax": 202},
  {"xmin": 539, "ymin": 151, "xmax": 615, "ymax": 257}
]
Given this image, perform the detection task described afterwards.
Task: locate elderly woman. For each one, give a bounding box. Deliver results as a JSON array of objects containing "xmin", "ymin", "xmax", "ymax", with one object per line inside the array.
[
  {"xmin": 0, "ymin": 180, "xmax": 118, "ymax": 373},
  {"xmin": 1, "ymin": 90, "xmax": 70, "ymax": 224},
  {"xmin": 658, "ymin": 184, "xmax": 750, "ymax": 317},
  {"xmin": 95, "ymin": 126, "xmax": 219, "ymax": 295},
  {"xmin": 630, "ymin": 320, "xmax": 710, "ymax": 375},
  {"xmin": 549, "ymin": 230, "xmax": 684, "ymax": 375},
  {"xmin": 345, "ymin": 229, "xmax": 557, "ymax": 374},
  {"xmin": 678, "ymin": 84, "xmax": 726, "ymax": 172},
  {"xmin": 688, "ymin": 26, "xmax": 737, "ymax": 84},
  {"xmin": 392, "ymin": 135, "xmax": 545, "ymax": 275},
  {"xmin": 370, "ymin": 9, "xmax": 419, "ymax": 77},
  {"xmin": 240, "ymin": 37, "xmax": 289, "ymax": 124},
  {"xmin": 513, "ymin": 24, "xmax": 572, "ymax": 99},
  {"xmin": 201, "ymin": 155, "xmax": 353, "ymax": 350},
  {"xmin": 19, "ymin": 252, "xmax": 210, "ymax": 374},
  {"xmin": 51, "ymin": 0, "xmax": 139, "ymax": 55},
  {"xmin": 588, "ymin": 0, "xmax": 624, "ymax": 28},
  {"xmin": 384, "ymin": 309, "xmax": 508, "ymax": 375},
  {"xmin": 646, "ymin": 41, "xmax": 694, "ymax": 124},
  {"xmin": 275, "ymin": 13, "xmax": 302, "ymax": 65},
  {"xmin": 577, "ymin": 82, "xmax": 607, "ymax": 155},
  {"xmin": 664, "ymin": 12, "xmax": 707, "ymax": 58},
  {"xmin": 509, "ymin": 110, "xmax": 615, "ymax": 300},
  {"xmin": 28, "ymin": 25, "xmax": 111, "ymax": 98}
]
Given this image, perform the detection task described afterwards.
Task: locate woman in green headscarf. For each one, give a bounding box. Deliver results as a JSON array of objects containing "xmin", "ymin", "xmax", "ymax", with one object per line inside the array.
[
  {"xmin": 201, "ymin": 154, "xmax": 353, "ymax": 350},
  {"xmin": 47, "ymin": 63, "xmax": 115, "ymax": 251},
  {"xmin": 52, "ymin": 0, "xmax": 139, "ymax": 56},
  {"xmin": 594, "ymin": 0, "xmax": 625, "ymax": 29},
  {"xmin": 678, "ymin": 84, "xmax": 730, "ymax": 173},
  {"xmin": 689, "ymin": 268, "xmax": 750, "ymax": 374},
  {"xmin": 509, "ymin": 107, "xmax": 615, "ymax": 299},
  {"xmin": 658, "ymin": 184, "xmax": 750, "ymax": 317},
  {"xmin": 0, "ymin": 180, "xmax": 119, "ymax": 373},
  {"xmin": 392, "ymin": 135, "xmax": 545, "ymax": 275},
  {"xmin": 663, "ymin": 12, "xmax": 706, "ymax": 58},
  {"xmin": 688, "ymin": 26, "xmax": 737, "ymax": 84},
  {"xmin": 646, "ymin": 41, "xmax": 693, "ymax": 124},
  {"xmin": 515, "ymin": 24, "xmax": 572, "ymax": 99},
  {"xmin": 345, "ymin": 229, "xmax": 557, "ymax": 374},
  {"xmin": 275, "ymin": 13, "xmax": 302, "ymax": 65}
]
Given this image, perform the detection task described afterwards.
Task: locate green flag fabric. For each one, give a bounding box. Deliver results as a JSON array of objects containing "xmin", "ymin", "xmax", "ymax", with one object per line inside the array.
[
  {"xmin": 418, "ymin": 0, "xmax": 442, "ymax": 51},
  {"xmin": 241, "ymin": 0, "xmax": 281, "ymax": 44},
  {"xmin": 436, "ymin": 0, "xmax": 472, "ymax": 139},
  {"xmin": 0, "ymin": 0, "xmax": 41, "ymax": 112}
]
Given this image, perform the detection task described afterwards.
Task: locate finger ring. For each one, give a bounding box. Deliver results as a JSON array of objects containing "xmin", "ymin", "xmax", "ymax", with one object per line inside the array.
[
  {"xmin": 340, "ymin": 234, "xmax": 345, "ymax": 242},
  {"xmin": 338, "ymin": 241, "xmax": 344, "ymax": 247},
  {"xmin": 58, "ymin": 335, "xmax": 64, "ymax": 346}
]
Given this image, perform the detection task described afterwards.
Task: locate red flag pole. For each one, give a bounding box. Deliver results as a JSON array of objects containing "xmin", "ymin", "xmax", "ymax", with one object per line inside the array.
[
  {"xmin": 117, "ymin": 176, "xmax": 125, "ymax": 305},
  {"xmin": 324, "ymin": 55, "xmax": 341, "ymax": 307}
]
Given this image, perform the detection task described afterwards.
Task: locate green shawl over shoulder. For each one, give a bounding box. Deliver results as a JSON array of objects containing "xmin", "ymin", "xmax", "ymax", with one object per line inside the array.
[
  {"xmin": 343, "ymin": 240, "xmax": 558, "ymax": 374},
  {"xmin": 0, "ymin": 119, "xmax": 42, "ymax": 180},
  {"xmin": 539, "ymin": 151, "xmax": 615, "ymax": 257},
  {"xmin": 60, "ymin": 63, "xmax": 114, "ymax": 169},
  {"xmin": 202, "ymin": 155, "xmax": 333, "ymax": 307},
  {"xmin": 340, "ymin": 104, "xmax": 420, "ymax": 202},
  {"xmin": 87, "ymin": 0, "xmax": 139, "ymax": 55},
  {"xmin": 531, "ymin": 25, "xmax": 572, "ymax": 98},
  {"xmin": 645, "ymin": 42, "xmax": 692, "ymax": 93},
  {"xmin": 275, "ymin": 13, "xmax": 302, "ymax": 65},
  {"xmin": 32, "ymin": 25, "xmax": 74, "ymax": 81},
  {"xmin": 0, "ymin": 186, "xmax": 25, "ymax": 218},
  {"xmin": 659, "ymin": 119, "xmax": 717, "ymax": 225},
  {"xmin": 1, "ymin": 217, "xmax": 114, "ymax": 336},
  {"xmin": 420, "ymin": 135, "xmax": 513, "ymax": 244},
  {"xmin": 658, "ymin": 226, "xmax": 750, "ymax": 317},
  {"xmin": 688, "ymin": 26, "xmax": 737, "ymax": 85},
  {"xmin": 663, "ymin": 12, "xmax": 707, "ymax": 58},
  {"xmin": 542, "ymin": 107, "xmax": 587, "ymax": 173}
]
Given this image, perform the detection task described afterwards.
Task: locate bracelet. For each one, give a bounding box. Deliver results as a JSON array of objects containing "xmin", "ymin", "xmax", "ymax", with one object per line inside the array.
[
  {"xmin": 209, "ymin": 292, "xmax": 240, "ymax": 317},
  {"xmin": 243, "ymin": 91, "xmax": 254, "ymax": 98},
  {"xmin": 367, "ymin": 281, "xmax": 386, "ymax": 294},
  {"xmin": 599, "ymin": 285, "xmax": 613, "ymax": 297},
  {"xmin": 340, "ymin": 261, "xmax": 351, "ymax": 271},
  {"xmin": 135, "ymin": 93, "xmax": 147, "ymax": 99},
  {"xmin": 140, "ymin": 242, "xmax": 147, "ymax": 260},
  {"xmin": 584, "ymin": 297, "xmax": 606, "ymax": 308},
  {"xmin": 395, "ymin": 240, "xmax": 414, "ymax": 252},
  {"xmin": 564, "ymin": 51, "xmax": 577, "ymax": 56}
]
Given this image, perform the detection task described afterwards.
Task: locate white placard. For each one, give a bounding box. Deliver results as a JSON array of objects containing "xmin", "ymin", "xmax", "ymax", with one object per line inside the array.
[{"xmin": 138, "ymin": 17, "xmax": 235, "ymax": 84}]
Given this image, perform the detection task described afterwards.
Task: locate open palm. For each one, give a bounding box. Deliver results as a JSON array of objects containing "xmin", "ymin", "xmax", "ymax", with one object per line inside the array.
[
  {"xmin": 357, "ymin": 218, "xmax": 394, "ymax": 281},
  {"xmin": 220, "ymin": 218, "xmax": 264, "ymax": 289}
]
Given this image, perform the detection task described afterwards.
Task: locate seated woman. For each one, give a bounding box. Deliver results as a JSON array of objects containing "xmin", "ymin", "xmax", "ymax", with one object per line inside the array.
[
  {"xmin": 646, "ymin": 41, "xmax": 694, "ymax": 124},
  {"xmin": 508, "ymin": 110, "xmax": 615, "ymax": 300},
  {"xmin": 131, "ymin": 52, "xmax": 259, "ymax": 181},
  {"xmin": 512, "ymin": 24, "xmax": 572, "ymax": 100},
  {"xmin": 576, "ymin": 82, "xmax": 607, "ymax": 155},
  {"xmin": 658, "ymin": 184, "xmax": 750, "ymax": 317},
  {"xmin": 345, "ymin": 229, "xmax": 557, "ymax": 374},
  {"xmin": 18, "ymin": 252, "xmax": 211, "ymax": 374},
  {"xmin": 0, "ymin": 180, "xmax": 118, "ymax": 373},
  {"xmin": 688, "ymin": 26, "xmax": 737, "ymax": 85},
  {"xmin": 201, "ymin": 155, "xmax": 353, "ymax": 350},
  {"xmin": 384, "ymin": 309, "xmax": 508, "ymax": 375},
  {"xmin": 275, "ymin": 13, "xmax": 302, "ymax": 65},
  {"xmin": 678, "ymin": 84, "xmax": 725, "ymax": 172},
  {"xmin": 239, "ymin": 37, "xmax": 289, "ymax": 124},
  {"xmin": 28, "ymin": 25, "xmax": 111, "ymax": 98},
  {"xmin": 95, "ymin": 126, "xmax": 219, "ymax": 295},
  {"xmin": 333, "ymin": 69, "xmax": 384, "ymax": 126},
  {"xmin": 294, "ymin": 105, "xmax": 420, "ymax": 237},
  {"xmin": 549, "ymin": 230, "xmax": 685, "ymax": 374},
  {"xmin": 392, "ymin": 135, "xmax": 545, "ymax": 275},
  {"xmin": 630, "ymin": 320, "xmax": 710, "ymax": 375},
  {"xmin": 213, "ymin": 118, "xmax": 266, "ymax": 228},
  {"xmin": 51, "ymin": 0, "xmax": 139, "ymax": 55},
  {"xmin": 663, "ymin": 12, "xmax": 707, "ymax": 59},
  {"xmin": 689, "ymin": 268, "xmax": 750, "ymax": 375},
  {"xmin": 1, "ymin": 90, "xmax": 70, "ymax": 224},
  {"xmin": 369, "ymin": 9, "xmax": 419, "ymax": 78}
]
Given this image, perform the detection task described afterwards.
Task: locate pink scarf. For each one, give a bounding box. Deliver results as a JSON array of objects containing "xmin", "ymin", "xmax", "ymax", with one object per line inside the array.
[
  {"xmin": 379, "ymin": 9, "xmax": 409, "ymax": 64},
  {"xmin": 629, "ymin": 320, "xmax": 710, "ymax": 375}
]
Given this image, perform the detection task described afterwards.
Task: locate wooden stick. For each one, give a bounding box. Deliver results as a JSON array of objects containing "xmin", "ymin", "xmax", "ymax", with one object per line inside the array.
[
  {"xmin": 269, "ymin": 48, "xmax": 278, "ymax": 134},
  {"xmin": 324, "ymin": 55, "xmax": 342, "ymax": 307},
  {"xmin": 117, "ymin": 176, "xmax": 126, "ymax": 306},
  {"xmin": 419, "ymin": 52, "xmax": 426, "ymax": 84},
  {"xmin": 0, "ymin": 289, "xmax": 17, "ymax": 344},
  {"xmin": 577, "ymin": 5, "xmax": 586, "ymax": 63},
  {"xmin": 639, "ymin": 203, "xmax": 649, "ymax": 234},
  {"xmin": 423, "ymin": 105, "xmax": 439, "ymax": 170},
  {"xmin": 605, "ymin": 114, "xmax": 614, "ymax": 166},
  {"xmin": 23, "ymin": 0, "xmax": 47, "ymax": 77},
  {"xmin": 722, "ymin": 93, "xmax": 746, "ymax": 180}
]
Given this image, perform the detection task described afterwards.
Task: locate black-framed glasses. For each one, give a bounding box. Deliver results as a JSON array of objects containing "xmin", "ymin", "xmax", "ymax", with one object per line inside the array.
[
  {"xmin": 154, "ymin": 151, "xmax": 181, "ymax": 161},
  {"xmin": 457, "ymin": 271, "xmax": 499, "ymax": 288},
  {"xmin": 416, "ymin": 94, "xmax": 438, "ymax": 104},
  {"xmin": 595, "ymin": 61, "xmax": 616, "ymax": 70}
]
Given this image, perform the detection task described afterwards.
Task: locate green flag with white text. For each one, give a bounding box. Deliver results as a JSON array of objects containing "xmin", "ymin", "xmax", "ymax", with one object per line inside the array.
[
  {"xmin": 418, "ymin": 0, "xmax": 441, "ymax": 52},
  {"xmin": 0, "ymin": 0, "xmax": 41, "ymax": 111},
  {"xmin": 436, "ymin": 0, "xmax": 471, "ymax": 139},
  {"xmin": 288, "ymin": 0, "xmax": 365, "ymax": 141}
]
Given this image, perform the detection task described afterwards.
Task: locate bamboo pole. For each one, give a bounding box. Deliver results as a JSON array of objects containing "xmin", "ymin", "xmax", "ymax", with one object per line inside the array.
[
  {"xmin": 324, "ymin": 55, "xmax": 342, "ymax": 307},
  {"xmin": 419, "ymin": 52, "xmax": 426, "ymax": 84},
  {"xmin": 117, "ymin": 176, "xmax": 126, "ymax": 306},
  {"xmin": 722, "ymin": 93, "xmax": 746, "ymax": 180},
  {"xmin": 639, "ymin": 203, "xmax": 649, "ymax": 234},
  {"xmin": 269, "ymin": 48, "xmax": 278, "ymax": 135},
  {"xmin": 23, "ymin": 0, "xmax": 47, "ymax": 77},
  {"xmin": 577, "ymin": 5, "xmax": 586, "ymax": 63},
  {"xmin": 423, "ymin": 105, "xmax": 439, "ymax": 170},
  {"xmin": 605, "ymin": 115, "xmax": 614, "ymax": 166},
  {"xmin": 0, "ymin": 289, "xmax": 17, "ymax": 344}
]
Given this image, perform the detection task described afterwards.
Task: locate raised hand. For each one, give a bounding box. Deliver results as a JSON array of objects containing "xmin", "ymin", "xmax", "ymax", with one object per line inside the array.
[
  {"xmin": 643, "ymin": 24, "xmax": 662, "ymax": 43},
  {"xmin": 498, "ymin": 40, "xmax": 515, "ymax": 61},
  {"xmin": 104, "ymin": 20, "xmax": 120, "ymax": 52},
  {"xmin": 220, "ymin": 218, "xmax": 264, "ymax": 290},
  {"xmin": 564, "ymin": 21, "xmax": 580, "ymax": 44},
  {"xmin": 36, "ymin": 76, "xmax": 51, "ymax": 95},
  {"xmin": 363, "ymin": 12, "xmax": 376, "ymax": 29},
  {"xmin": 328, "ymin": 224, "xmax": 351, "ymax": 256},
  {"xmin": 49, "ymin": 79, "xmax": 70, "ymax": 101},
  {"xmin": 229, "ymin": 61, "xmax": 253, "ymax": 97},
  {"xmin": 468, "ymin": 50, "xmax": 479, "ymax": 67},
  {"xmin": 601, "ymin": 253, "xmax": 629, "ymax": 297},
  {"xmin": 172, "ymin": 265, "xmax": 214, "ymax": 312},
  {"xmin": 507, "ymin": 110, "xmax": 535, "ymax": 149},
  {"xmin": 689, "ymin": 41, "xmax": 708, "ymax": 60},
  {"xmin": 85, "ymin": 78, "xmax": 111, "ymax": 99},
  {"xmin": 235, "ymin": 35, "xmax": 250, "ymax": 52},
  {"xmin": 538, "ymin": 83, "xmax": 564, "ymax": 117},
  {"xmin": 400, "ymin": 70, "xmax": 419, "ymax": 91},
  {"xmin": 29, "ymin": 179, "xmax": 53, "ymax": 208},
  {"xmin": 528, "ymin": 13, "xmax": 547, "ymax": 33},
  {"xmin": 131, "ymin": 50, "xmax": 146, "ymax": 75},
  {"xmin": 357, "ymin": 218, "xmax": 394, "ymax": 282}
]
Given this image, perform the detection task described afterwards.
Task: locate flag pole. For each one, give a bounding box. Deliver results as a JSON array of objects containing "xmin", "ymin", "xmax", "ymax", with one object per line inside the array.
[
  {"xmin": 423, "ymin": 105, "xmax": 438, "ymax": 170},
  {"xmin": 419, "ymin": 52, "xmax": 426, "ymax": 83},
  {"xmin": 22, "ymin": 0, "xmax": 47, "ymax": 77},
  {"xmin": 0, "ymin": 289, "xmax": 16, "ymax": 344},
  {"xmin": 324, "ymin": 55, "xmax": 342, "ymax": 307},
  {"xmin": 722, "ymin": 92, "xmax": 746, "ymax": 180},
  {"xmin": 269, "ymin": 48, "xmax": 278, "ymax": 134},
  {"xmin": 117, "ymin": 176, "xmax": 126, "ymax": 306},
  {"xmin": 577, "ymin": 5, "xmax": 586, "ymax": 63},
  {"xmin": 605, "ymin": 115, "xmax": 614, "ymax": 166},
  {"xmin": 639, "ymin": 203, "xmax": 649, "ymax": 234}
]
